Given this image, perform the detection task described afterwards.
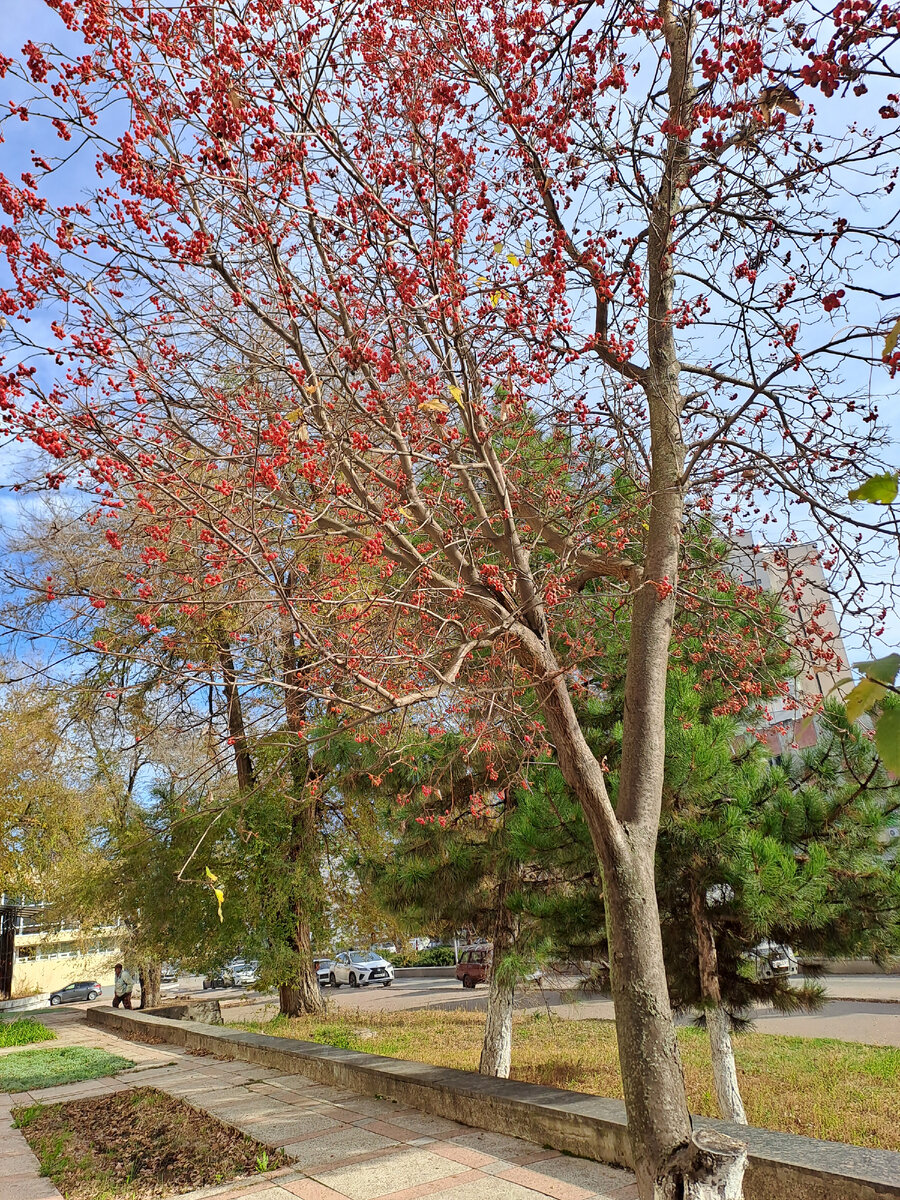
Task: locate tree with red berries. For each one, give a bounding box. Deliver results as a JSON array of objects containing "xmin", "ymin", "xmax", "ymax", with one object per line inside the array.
[{"xmin": 2, "ymin": 2, "xmax": 900, "ymax": 1193}]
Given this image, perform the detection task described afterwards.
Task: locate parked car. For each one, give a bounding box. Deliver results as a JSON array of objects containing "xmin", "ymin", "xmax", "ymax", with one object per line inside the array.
[
  {"xmin": 329, "ymin": 950, "xmax": 394, "ymax": 988},
  {"xmin": 751, "ymin": 942, "xmax": 798, "ymax": 980},
  {"xmin": 230, "ymin": 960, "xmax": 259, "ymax": 986},
  {"xmin": 49, "ymin": 980, "xmax": 102, "ymax": 1005},
  {"xmin": 314, "ymin": 958, "xmax": 334, "ymax": 986},
  {"xmin": 202, "ymin": 967, "xmax": 235, "ymax": 989},
  {"xmin": 456, "ymin": 944, "xmax": 491, "ymax": 988},
  {"xmin": 370, "ymin": 942, "xmax": 397, "ymax": 956},
  {"xmin": 160, "ymin": 964, "xmax": 179, "ymax": 983},
  {"xmin": 456, "ymin": 944, "xmax": 542, "ymax": 989}
]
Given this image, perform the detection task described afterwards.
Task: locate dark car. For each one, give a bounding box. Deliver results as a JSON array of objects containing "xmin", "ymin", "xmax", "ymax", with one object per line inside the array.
[{"xmin": 49, "ymin": 980, "xmax": 102, "ymax": 1005}]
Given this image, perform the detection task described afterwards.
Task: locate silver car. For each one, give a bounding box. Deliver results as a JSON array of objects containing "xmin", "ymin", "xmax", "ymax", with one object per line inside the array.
[
  {"xmin": 329, "ymin": 950, "xmax": 394, "ymax": 988},
  {"xmin": 315, "ymin": 958, "xmax": 333, "ymax": 986}
]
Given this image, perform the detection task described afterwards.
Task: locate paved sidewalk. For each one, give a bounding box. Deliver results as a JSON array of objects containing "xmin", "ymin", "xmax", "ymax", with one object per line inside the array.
[{"xmin": 0, "ymin": 1015, "xmax": 637, "ymax": 1200}]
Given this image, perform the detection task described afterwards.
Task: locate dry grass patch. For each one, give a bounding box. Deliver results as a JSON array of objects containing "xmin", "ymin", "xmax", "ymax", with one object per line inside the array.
[
  {"xmin": 233, "ymin": 1008, "xmax": 900, "ymax": 1151},
  {"xmin": 13, "ymin": 1087, "xmax": 286, "ymax": 1199}
]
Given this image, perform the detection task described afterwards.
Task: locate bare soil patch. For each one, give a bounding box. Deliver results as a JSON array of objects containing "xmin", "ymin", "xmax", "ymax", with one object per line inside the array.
[{"xmin": 14, "ymin": 1086, "xmax": 286, "ymax": 1199}]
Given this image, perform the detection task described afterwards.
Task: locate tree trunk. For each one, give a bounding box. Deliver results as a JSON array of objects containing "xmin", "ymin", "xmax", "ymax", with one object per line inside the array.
[
  {"xmin": 535, "ymin": 672, "xmax": 698, "ymax": 1198},
  {"xmin": 138, "ymin": 962, "xmax": 162, "ymax": 1009},
  {"xmin": 601, "ymin": 838, "xmax": 695, "ymax": 1199},
  {"xmin": 279, "ymin": 972, "xmax": 323, "ymax": 1019},
  {"xmin": 278, "ymin": 585, "xmax": 325, "ymax": 1018},
  {"xmin": 217, "ymin": 637, "xmax": 255, "ymax": 793},
  {"xmin": 479, "ymin": 880, "xmax": 516, "ymax": 1078},
  {"xmin": 706, "ymin": 1006, "xmax": 746, "ymax": 1126},
  {"xmin": 680, "ymin": 1132, "xmax": 748, "ymax": 1200},
  {"xmin": 690, "ymin": 880, "xmax": 747, "ymax": 1124}
]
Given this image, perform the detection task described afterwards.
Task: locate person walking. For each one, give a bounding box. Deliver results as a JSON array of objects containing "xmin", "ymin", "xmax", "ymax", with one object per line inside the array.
[{"xmin": 112, "ymin": 963, "xmax": 134, "ymax": 1008}]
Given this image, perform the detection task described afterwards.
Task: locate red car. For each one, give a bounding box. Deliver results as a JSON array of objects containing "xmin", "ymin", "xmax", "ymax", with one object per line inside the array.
[{"xmin": 456, "ymin": 945, "xmax": 491, "ymax": 988}]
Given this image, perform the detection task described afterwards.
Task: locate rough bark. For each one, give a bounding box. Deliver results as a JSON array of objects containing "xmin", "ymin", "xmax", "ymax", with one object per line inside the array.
[
  {"xmin": 479, "ymin": 880, "xmax": 516, "ymax": 1078},
  {"xmin": 216, "ymin": 636, "xmax": 255, "ymax": 793},
  {"xmin": 278, "ymin": 587, "xmax": 326, "ymax": 1018},
  {"xmin": 690, "ymin": 880, "xmax": 747, "ymax": 1124},
  {"xmin": 679, "ymin": 1131, "xmax": 748, "ymax": 1200},
  {"xmin": 138, "ymin": 962, "xmax": 162, "ymax": 1009},
  {"xmin": 278, "ymin": 974, "xmax": 323, "ymax": 1018}
]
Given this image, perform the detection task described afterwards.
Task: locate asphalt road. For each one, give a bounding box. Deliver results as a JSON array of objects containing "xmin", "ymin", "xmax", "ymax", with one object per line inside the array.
[{"xmin": 47, "ymin": 972, "xmax": 900, "ymax": 1047}]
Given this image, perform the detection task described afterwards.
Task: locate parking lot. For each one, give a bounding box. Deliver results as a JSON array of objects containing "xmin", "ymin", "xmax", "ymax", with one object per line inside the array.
[{"xmin": 22, "ymin": 971, "xmax": 900, "ymax": 1048}]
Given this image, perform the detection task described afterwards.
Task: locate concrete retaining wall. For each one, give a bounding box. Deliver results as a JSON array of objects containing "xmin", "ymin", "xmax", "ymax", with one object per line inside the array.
[
  {"xmin": 87, "ymin": 1007, "xmax": 900, "ymax": 1200},
  {"xmin": 801, "ymin": 959, "xmax": 900, "ymax": 976},
  {"xmin": 392, "ymin": 966, "xmax": 456, "ymax": 980},
  {"xmin": 0, "ymin": 994, "xmax": 51, "ymax": 1013}
]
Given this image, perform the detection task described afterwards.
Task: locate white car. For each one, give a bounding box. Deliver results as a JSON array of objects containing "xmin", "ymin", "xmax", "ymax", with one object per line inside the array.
[
  {"xmin": 329, "ymin": 950, "xmax": 394, "ymax": 988},
  {"xmin": 751, "ymin": 942, "xmax": 798, "ymax": 980},
  {"xmin": 230, "ymin": 959, "xmax": 259, "ymax": 986}
]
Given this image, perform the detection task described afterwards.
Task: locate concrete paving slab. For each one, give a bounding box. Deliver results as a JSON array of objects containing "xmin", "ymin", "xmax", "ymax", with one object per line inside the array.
[
  {"xmin": 1, "ymin": 1174, "xmax": 64, "ymax": 1200},
  {"xmin": 429, "ymin": 1177, "xmax": 550, "ymax": 1200},
  {"xmin": 280, "ymin": 1128, "xmax": 399, "ymax": 1166},
  {"xmin": 310, "ymin": 1148, "xmax": 471, "ymax": 1199},
  {"xmin": 335, "ymin": 1098, "xmax": 422, "ymax": 1121},
  {"xmin": 442, "ymin": 1133, "xmax": 537, "ymax": 1162},
  {"xmin": 233, "ymin": 1113, "xmax": 346, "ymax": 1142},
  {"xmin": 493, "ymin": 1167, "xmax": 593, "ymax": 1200},
  {"xmin": 513, "ymin": 1157, "xmax": 632, "ymax": 1193},
  {"xmin": 385, "ymin": 1114, "xmax": 471, "ymax": 1139}
]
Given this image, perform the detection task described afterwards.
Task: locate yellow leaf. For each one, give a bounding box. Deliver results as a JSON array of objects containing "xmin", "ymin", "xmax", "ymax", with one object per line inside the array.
[
  {"xmin": 448, "ymin": 384, "xmax": 463, "ymax": 403},
  {"xmin": 205, "ymin": 865, "xmax": 218, "ymax": 883},
  {"xmin": 213, "ymin": 886, "xmax": 224, "ymax": 922},
  {"xmin": 475, "ymin": 276, "xmax": 489, "ymax": 284},
  {"xmin": 845, "ymin": 677, "xmax": 887, "ymax": 723},
  {"xmin": 506, "ymin": 254, "xmax": 520, "ymax": 267},
  {"xmin": 524, "ymin": 239, "xmax": 532, "ymax": 255},
  {"xmin": 884, "ymin": 316, "xmax": 900, "ymax": 357},
  {"xmin": 284, "ymin": 409, "xmax": 302, "ymax": 422},
  {"xmin": 490, "ymin": 292, "xmax": 501, "ymax": 308},
  {"xmin": 493, "ymin": 242, "xmax": 503, "ymax": 255},
  {"xmin": 418, "ymin": 397, "xmax": 450, "ymax": 414}
]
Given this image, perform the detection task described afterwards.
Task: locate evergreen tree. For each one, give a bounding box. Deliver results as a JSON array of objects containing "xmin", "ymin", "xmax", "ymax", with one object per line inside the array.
[{"xmin": 345, "ymin": 720, "xmax": 607, "ymax": 1077}]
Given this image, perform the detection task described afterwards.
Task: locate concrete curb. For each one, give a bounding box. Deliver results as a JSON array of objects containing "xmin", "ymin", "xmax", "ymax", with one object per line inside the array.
[{"xmin": 87, "ymin": 1006, "xmax": 900, "ymax": 1200}]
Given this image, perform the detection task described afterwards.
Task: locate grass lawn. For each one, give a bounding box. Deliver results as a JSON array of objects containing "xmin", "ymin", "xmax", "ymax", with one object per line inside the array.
[
  {"xmin": 0, "ymin": 1046, "xmax": 134, "ymax": 1092},
  {"xmin": 233, "ymin": 1008, "xmax": 900, "ymax": 1151},
  {"xmin": 13, "ymin": 1087, "xmax": 286, "ymax": 1199},
  {"xmin": 0, "ymin": 1017, "xmax": 56, "ymax": 1048}
]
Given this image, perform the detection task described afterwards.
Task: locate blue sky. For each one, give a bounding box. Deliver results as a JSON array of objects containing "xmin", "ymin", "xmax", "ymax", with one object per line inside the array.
[{"xmin": 1, "ymin": 4, "xmax": 898, "ymax": 675}]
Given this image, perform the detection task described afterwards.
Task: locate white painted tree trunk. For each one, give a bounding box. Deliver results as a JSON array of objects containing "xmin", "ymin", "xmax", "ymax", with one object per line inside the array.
[
  {"xmin": 707, "ymin": 1004, "xmax": 747, "ymax": 1124},
  {"xmin": 677, "ymin": 1130, "xmax": 747, "ymax": 1200},
  {"xmin": 479, "ymin": 968, "xmax": 514, "ymax": 1078}
]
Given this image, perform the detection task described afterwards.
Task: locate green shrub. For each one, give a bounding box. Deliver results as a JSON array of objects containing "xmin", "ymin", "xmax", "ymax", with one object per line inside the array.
[
  {"xmin": 387, "ymin": 946, "xmax": 456, "ymax": 967},
  {"xmin": 414, "ymin": 946, "xmax": 456, "ymax": 966},
  {"xmin": 0, "ymin": 1018, "xmax": 56, "ymax": 1048}
]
